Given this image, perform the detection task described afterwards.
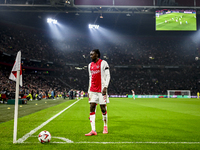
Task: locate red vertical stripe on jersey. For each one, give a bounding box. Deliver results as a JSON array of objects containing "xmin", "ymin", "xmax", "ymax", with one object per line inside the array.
[{"xmin": 90, "ymin": 59, "xmax": 102, "ymax": 92}]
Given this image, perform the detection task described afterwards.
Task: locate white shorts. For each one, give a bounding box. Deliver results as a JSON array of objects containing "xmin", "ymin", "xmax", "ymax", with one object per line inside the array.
[{"xmin": 89, "ymin": 92, "xmax": 109, "ymax": 104}]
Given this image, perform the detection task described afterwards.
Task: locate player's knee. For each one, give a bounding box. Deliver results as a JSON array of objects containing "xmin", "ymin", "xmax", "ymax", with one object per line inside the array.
[
  {"xmin": 100, "ymin": 106, "xmax": 106, "ymax": 114},
  {"xmin": 90, "ymin": 106, "xmax": 96, "ymax": 112},
  {"xmin": 101, "ymin": 110, "xmax": 106, "ymax": 114},
  {"xmin": 90, "ymin": 103, "xmax": 96, "ymax": 112},
  {"xmin": 90, "ymin": 108, "xmax": 95, "ymax": 112}
]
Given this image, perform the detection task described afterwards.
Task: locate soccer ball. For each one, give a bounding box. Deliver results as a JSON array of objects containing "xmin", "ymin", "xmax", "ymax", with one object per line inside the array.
[{"xmin": 38, "ymin": 131, "xmax": 51, "ymax": 143}]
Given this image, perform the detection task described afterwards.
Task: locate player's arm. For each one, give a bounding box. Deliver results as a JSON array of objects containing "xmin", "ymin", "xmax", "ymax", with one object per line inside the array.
[
  {"xmin": 102, "ymin": 61, "xmax": 110, "ymax": 95},
  {"xmin": 88, "ymin": 63, "xmax": 91, "ymax": 97}
]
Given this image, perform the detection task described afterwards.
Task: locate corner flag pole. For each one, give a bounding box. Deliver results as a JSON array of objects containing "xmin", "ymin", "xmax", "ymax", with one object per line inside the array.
[
  {"xmin": 9, "ymin": 51, "xmax": 22, "ymax": 144},
  {"xmin": 13, "ymin": 70, "xmax": 20, "ymax": 144}
]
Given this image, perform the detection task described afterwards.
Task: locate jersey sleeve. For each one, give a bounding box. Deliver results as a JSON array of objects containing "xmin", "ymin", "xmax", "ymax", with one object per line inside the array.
[
  {"xmin": 103, "ymin": 61, "xmax": 110, "ymax": 88},
  {"xmin": 88, "ymin": 63, "xmax": 91, "ymax": 93}
]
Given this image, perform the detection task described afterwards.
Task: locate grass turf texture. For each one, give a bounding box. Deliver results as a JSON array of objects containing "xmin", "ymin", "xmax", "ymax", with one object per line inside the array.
[
  {"xmin": 0, "ymin": 98, "xmax": 200, "ymax": 150},
  {"xmin": 156, "ymin": 13, "xmax": 196, "ymax": 31},
  {"xmin": 0, "ymin": 98, "xmax": 69, "ymax": 123}
]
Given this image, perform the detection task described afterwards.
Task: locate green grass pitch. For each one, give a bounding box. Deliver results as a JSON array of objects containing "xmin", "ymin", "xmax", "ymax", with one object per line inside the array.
[
  {"xmin": 156, "ymin": 13, "xmax": 197, "ymax": 31},
  {"xmin": 0, "ymin": 98, "xmax": 200, "ymax": 150}
]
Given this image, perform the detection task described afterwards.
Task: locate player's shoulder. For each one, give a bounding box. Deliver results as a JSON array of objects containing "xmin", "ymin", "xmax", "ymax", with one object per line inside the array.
[
  {"xmin": 101, "ymin": 60, "xmax": 109, "ymax": 69},
  {"xmin": 101, "ymin": 59, "xmax": 109, "ymax": 65}
]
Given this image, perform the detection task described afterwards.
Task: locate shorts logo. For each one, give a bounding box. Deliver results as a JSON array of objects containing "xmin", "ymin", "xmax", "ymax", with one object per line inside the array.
[{"xmin": 103, "ymin": 95, "xmax": 107, "ymax": 103}]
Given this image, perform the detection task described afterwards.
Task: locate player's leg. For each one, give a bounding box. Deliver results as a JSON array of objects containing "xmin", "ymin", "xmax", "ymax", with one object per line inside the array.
[
  {"xmin": 88, "ymin": 103, "xmax": 98, "ymax": 120},
  {"xmin": 85, "ymin": 92, "xmax": 98, "ymax": 136},
  {"xmin": 99, "ymin": 94, "xmax": 108, "ymax": 134},
  {"xmin": 100, "ymin": 104, "xmax": 108, "ymax": 134},
  {"xmin": 85, "ymin": 103, "xmax": 97, "ymax": 136},
  {"xmin": 90, "ymin": 103, "xmax": 97, "ymax": 130}
]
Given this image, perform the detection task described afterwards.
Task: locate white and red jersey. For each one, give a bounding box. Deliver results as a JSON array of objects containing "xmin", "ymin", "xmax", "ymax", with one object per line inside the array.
[
  {"xmin": 132, "ymin": 90, "xmax": 135, "ymax": 95},
  {"xmin": 88, "ymin": 59, "xmax": 110, "ymax": 93},
  {"xmin": 81, "ymin": 91, "xmax": 84, "ymax": 96},
  {"xmin": 76, "ymin": 91, "xmax": 79, "ymax": 96}
]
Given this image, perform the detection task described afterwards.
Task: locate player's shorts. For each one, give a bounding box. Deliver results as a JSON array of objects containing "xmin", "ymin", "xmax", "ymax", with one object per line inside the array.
[{"xmin": 89, "ymin": 92, "xmax": 109, "ymax": 104}]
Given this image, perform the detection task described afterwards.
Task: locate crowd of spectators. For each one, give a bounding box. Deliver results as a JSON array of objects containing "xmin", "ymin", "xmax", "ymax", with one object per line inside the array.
[
  {"xmin": 111, "ymin": 67, "xmax": 200, "ymax": 95},
  {"xmin": 0, "ymin": 67, "xmax": 67, "ymax": 100},
  {"xmin": 0, "ymin": 23, "xmax": 200, "ymax": 97},
  {"xmin": 1, "ymin": 23, "xmax": 200, "ymax": 67}
]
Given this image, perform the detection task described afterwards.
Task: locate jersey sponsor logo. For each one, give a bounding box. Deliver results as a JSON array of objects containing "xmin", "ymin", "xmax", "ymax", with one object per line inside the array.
[{"xmin": 91, "ymin": 70, "xmax": 100, "ymax": 75}]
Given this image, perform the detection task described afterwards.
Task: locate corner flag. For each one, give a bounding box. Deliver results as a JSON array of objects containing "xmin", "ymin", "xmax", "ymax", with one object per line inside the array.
[
  {"xmin": 10, "ymin": 51, "xmax": 22, "ymax": 144},
  {"xmin": 9, "ymin": 51, "xmax": 22, "ymax": 86}
]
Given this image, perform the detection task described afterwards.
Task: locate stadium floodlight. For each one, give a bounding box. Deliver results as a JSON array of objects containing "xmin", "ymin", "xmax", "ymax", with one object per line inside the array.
[
  {"xmin": 47, "ymin": 18, "xmax": 52, "ymax": 23},
  {"xmin": 89, "ymin": 24, "xmax": 99, "ymax": 29},
  {"xmin": 53, "ymin": 20, "xmax": 57, "ymax": 24},
  {"xmin": 47, "ymin": 18, "xmax": 57, "ymax": 24}
]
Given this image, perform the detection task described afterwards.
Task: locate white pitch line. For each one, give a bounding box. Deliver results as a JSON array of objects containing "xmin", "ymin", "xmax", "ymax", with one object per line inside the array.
[
  {"xmin": 52, "ymin": 136, "xmax": 74, "ymax": 143},
  {"xmin": 156, "ymin": 22, "xmax": 164, "ymax": 26},
  {"xmin": 28, "ymin": 136, "xmax": 200, "ymax": 145},
  {"xmin": 23, "ymin": 141, "xmax": 200, "ymax": 144},
  {"xmin": 76, "ymin": 141, "xmax": 200, "ymax": 144},
  {"xmin": 17, "ymin": 99, "xmax": 81, "ymax": 143},
  {"xmin": 30, "ymin": 136, "xmax": 74, "ymax": 143},
  {"xmin": 24, "ymin": 142, "xmax": 68, "ymax": 144}
]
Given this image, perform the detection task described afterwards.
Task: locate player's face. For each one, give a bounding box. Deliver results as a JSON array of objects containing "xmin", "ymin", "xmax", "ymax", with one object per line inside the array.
[{"xmin": 90, "ymin": 51, "xmax": 98, "ymax": 62}]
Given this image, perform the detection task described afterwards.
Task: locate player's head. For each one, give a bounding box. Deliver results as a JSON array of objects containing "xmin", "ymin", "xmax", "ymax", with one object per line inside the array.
[
  {"xmin": 90, "ymin": 49, "xmax": 100, "ymax": 62},
  {"xmin": 91, "ymin": 49, "xmax": 100, "ymax": 58}
]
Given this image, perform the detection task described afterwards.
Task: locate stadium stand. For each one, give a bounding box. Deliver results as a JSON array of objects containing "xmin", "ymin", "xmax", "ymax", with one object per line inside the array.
[{"xmin": 0, "ymin": 17, "xmax": 200, "ymax": 96}]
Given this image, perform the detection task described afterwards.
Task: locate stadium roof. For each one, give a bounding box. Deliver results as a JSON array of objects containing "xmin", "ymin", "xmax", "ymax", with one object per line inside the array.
[{"xmin": 0, "ymin": 0, "xmax": 200, "ymax": 14}]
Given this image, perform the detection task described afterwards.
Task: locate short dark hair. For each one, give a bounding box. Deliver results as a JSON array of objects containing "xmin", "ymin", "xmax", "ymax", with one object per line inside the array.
[{"xmin": 92, "ymin": 49, "xmax": 100, "ymax": 58}]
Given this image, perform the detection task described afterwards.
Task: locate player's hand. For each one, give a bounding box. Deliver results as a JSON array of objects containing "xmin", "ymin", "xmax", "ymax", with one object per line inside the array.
[{"xmin": 102, "ymin": 87, "xmax": 107, "ymax": 95}]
